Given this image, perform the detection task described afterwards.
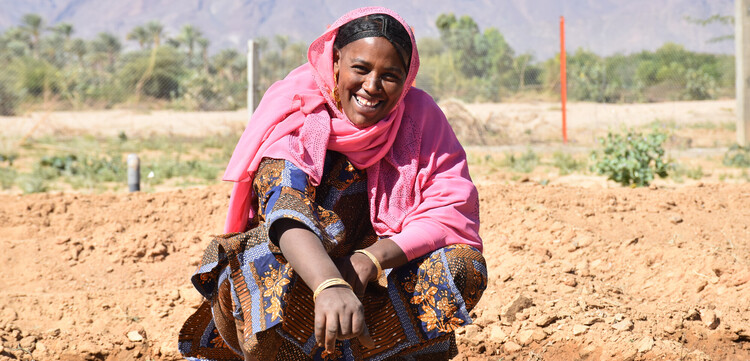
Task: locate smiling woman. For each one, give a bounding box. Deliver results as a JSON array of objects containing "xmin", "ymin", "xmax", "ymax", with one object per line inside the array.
[{"xmin": 179, "ymin": 7, "xmax": 487, "ymax": 361}]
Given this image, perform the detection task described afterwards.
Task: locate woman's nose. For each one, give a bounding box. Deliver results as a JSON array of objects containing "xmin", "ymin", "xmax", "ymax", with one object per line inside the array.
[{"xmin": 362, "ymin": 74, "xmax": 381, "ymax": 93}]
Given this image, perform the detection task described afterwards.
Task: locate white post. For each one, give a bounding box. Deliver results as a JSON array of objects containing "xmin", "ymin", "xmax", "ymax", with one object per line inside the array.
[
  {"xmin": 247, "ymin": 39, "xmax": 260, "ymax": 116},
  {"xmin": 736, "ymin": 0, "xmax": 750, "ymax": 146}
]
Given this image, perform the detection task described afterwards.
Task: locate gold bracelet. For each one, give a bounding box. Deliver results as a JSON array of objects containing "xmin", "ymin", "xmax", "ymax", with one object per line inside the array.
[
  {"xmin": 354, "ymin": 249, "xmax": 383, "ymax": 281},
  {"xmin": 312, "ymin": 278, "xmax": 352, "ymax": 302}
]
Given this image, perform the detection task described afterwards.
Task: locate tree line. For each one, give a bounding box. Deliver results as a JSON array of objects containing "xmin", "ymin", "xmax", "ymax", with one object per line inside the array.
[{"xmin": 0, "ymin": 13, "xmax": 735, "ymax": 115}]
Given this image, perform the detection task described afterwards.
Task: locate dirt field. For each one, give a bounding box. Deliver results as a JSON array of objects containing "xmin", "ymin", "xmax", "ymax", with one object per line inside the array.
[{"xmin": 0, "ymin": 100, "xmax": 748, "ymax": 361}]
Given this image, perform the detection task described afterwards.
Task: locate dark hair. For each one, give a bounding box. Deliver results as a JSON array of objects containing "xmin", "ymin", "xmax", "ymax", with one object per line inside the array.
[{"xmin": 334, "ymin": 13, "xmax": 412, "ymax": 71}]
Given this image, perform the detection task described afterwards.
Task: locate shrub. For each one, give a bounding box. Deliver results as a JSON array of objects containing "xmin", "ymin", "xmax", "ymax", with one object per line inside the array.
[
  {"xmin": 590, "ymin": 128, "xmax": 670, "ymax": 187},
  {"xmin": 722, "ymin": 144, "xmax": 750, "ymax": 168}
]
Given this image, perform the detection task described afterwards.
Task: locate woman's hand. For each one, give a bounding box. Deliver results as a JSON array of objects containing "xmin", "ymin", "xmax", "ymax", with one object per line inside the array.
[
  {"xmin": 334, "ymin": 253, "xmax": 378, "ymax": 297},
  {"xmin": 314, "ymin": 286, "xmax": 375, "ymax": 353}
]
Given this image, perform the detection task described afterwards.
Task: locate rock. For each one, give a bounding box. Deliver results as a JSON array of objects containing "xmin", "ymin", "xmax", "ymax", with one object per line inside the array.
[
  {"xmin": 562, "ymin": 275, "xmax": 577, "ymax": 287},
  {"xmin": 685, "ymin": 308, "xmax": 701, "ymax": 321},
  {"xmin": 670, "ymin": 215, "xmax": 683, "ymax": 224},
  {"xmin": 19, "ymin": 335, "xmax": 37, "ymax": 350},
  {"xmin": 170, "ymin": 289, "xmax": 181, "ymax": 301},
  {"xmin": 503, "ymin": 341, "xmax": 522, "ymax": 353},
  {"xmin": 664, "ymin": 325, "xmax": 676, "ymax": 334},
  {"xmin": 531, "ymin": 328, "xmax": 547, "ymax": 342},
  {"xmin": 534, "ymin": 314, "xmax": 558, "ymax": 327},
  {"xmin": 637, "ymin": 336, "xmax": 655, "ymax": 353},
  {"xmin": 0, "ymin": 308, "xmax": 18, "ymax": 323},
  {"xmin": 612, "ymin": 319, "xmax": 634, "ymax": 332},
  {"xmin": 621, "ymin": 347, "xmax": 638, "ymax": 361},
  {"xmin": 35, "ymin": 342, "xmax": 46, "ymax": 353},
  {"xmin": 700, "ymin": 309, "xmax": 720, "ymax": 329},
  {"xmin": 501, "ymin": 295, "xmax": 533, "ymax": 323},
  {"xmin": 516, "ymin": 329, "xmax": 535, "ymax": 346},
  {"xmin": 573, "ymin": 324, "xmax": 589, "ymax": 336},
  {"xmin": 487, "ymin": 324, "xmax": 508, "ymax": 343},
  {"xmin": 463, "ymin": 324, "xmax": 481, "ymax": 346},
  {"xmin": 582, "ymin": 317, "xmax": 603, "ymax": 326},
  {"xmin": 614, "ymin": 313, "xmax": 625, "ymax": 322},
  {"xmin": 127, "ymin": 330, "xmax": 144, "ymax": 342}
]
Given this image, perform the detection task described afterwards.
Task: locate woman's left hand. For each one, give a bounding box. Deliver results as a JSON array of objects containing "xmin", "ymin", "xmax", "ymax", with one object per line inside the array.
[{"xmin": 335, "ymin": 253, "xmax": 378, "ymax": 297}]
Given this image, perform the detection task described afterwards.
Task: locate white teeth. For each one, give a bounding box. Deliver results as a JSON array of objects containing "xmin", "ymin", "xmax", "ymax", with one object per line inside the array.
[{"xmin": 355, "ymin": 95, "xmax": 379, "ymax": 107}]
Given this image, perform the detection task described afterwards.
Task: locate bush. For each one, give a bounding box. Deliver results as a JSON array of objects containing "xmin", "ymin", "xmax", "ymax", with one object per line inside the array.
[
  {"xmin": 722, "ymin": 144, "xmax": 750, "ymax": 168},
  {"xmin": 590, "ymin": 128, "xmax": 670, "ymax": 187}
]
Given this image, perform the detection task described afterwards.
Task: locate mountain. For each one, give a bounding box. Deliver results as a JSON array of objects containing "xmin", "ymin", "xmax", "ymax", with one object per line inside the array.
[{"xmin": 0, "ymin": 0, "xmax": 734, "ymax": 61}]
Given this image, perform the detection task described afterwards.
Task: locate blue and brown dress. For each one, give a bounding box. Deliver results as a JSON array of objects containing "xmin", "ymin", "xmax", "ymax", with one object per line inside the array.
[{"xmin": 179, "ymin": 152, "xmax": 487, "ymax": 361}]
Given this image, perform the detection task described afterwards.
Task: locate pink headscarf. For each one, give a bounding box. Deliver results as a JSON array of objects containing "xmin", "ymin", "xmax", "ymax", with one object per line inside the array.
[{"xmin": 223, "ymin": 7, "xmax": 481, "ymax": 260}]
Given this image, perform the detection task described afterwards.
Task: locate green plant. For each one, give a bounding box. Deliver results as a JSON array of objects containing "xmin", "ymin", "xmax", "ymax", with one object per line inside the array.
[
  {"xmin": 18, "ymin": 174, "xmax": 48, "ymax": 193},
  {"xmin": 590, "ymin": 128, "xmax": 670, "ymax": 187},
  {"xmin": 0, "ymin": 167, "xmax": 17, "ymax": 189},
  {"xmin": 671, "ymin": 163, "xmax": 704, "ymax": 182},
  {"xmin": 503, "ymin": 149, "xmax": 538, "ymax": 173},
  {"xmin": 552, "ymin": 151, "xmax": 585, "ymax": 175},
  {"xmin": 722, "ymin": 144, "xmax": 750, "ymax": 168}
]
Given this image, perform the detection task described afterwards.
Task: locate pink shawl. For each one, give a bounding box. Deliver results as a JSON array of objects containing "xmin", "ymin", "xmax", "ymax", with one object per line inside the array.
[{"xmin": 223, "ymin": 7, "xmax": 481, "ymax": 260}]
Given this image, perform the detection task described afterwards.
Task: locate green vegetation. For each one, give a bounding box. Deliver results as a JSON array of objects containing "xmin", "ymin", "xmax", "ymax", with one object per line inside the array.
[
  {"xmin": 0, "ymin": 12, "xmax": 736, "ymax": 114},
  {"xmin": 722, "ymin": 144, "xmax": 750, "ymax": 168},
  {"xmin": 590, "ymin": 128, "xmax": 671, "ymax": 187},
  {"xmin": 0, "ymin": 133, "xmax": 237, "ymax": 193}
]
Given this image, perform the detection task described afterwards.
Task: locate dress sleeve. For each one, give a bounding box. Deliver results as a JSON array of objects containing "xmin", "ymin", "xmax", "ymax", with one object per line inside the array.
[{"xmin": 253, "ymin": 158, "xmax": 339, "ymax": 252}]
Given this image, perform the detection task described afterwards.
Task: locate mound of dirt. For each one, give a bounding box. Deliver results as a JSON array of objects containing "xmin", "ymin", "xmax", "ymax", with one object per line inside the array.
[{"xmin": 1, "ymin": 181, "xmax": 749, "ymax": 360}]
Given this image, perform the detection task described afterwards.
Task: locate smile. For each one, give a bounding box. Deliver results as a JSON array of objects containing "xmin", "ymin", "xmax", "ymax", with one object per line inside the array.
[{"xmin": 354, "ymin": 94, "xmax": 382, "ymax": 108}]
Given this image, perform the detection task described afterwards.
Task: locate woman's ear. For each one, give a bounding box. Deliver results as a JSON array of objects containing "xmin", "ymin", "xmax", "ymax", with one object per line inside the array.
[{"xmin": 332, "ymin": 49, "xmax": 340, "ymax": 79}]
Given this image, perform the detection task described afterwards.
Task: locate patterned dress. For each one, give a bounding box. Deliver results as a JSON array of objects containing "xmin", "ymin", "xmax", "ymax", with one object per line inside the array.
[{"xmin": 179, "ymin": 153, "xmax": 487, "ymax": 361}]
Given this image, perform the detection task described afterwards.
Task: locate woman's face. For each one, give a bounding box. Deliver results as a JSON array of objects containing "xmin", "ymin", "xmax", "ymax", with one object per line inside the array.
[{"xmin": 333, "ymin": 37, "xmax": 407, "ymax": 128}]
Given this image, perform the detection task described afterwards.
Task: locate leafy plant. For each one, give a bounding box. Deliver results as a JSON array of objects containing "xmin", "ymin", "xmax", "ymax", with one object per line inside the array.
[
  {"xmin": 590, "ymin": 128, "xmax": 670, "ymax": 187},
  {"xmin": 552, "ymin": 151, "xmax": 585, "ymax": 175},
  {"xmin": 503, "ymin": 149, "xmax": 538, "ymax": 173},
  {"xmin": 722, "ymin": 144, "xmax": 750, "ymax": 168}
]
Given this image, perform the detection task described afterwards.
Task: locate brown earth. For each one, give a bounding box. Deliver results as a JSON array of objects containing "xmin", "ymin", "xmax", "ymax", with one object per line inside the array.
[{"xmin": 1, "ymin": 101, "xmax": 749, "ymax": 361}]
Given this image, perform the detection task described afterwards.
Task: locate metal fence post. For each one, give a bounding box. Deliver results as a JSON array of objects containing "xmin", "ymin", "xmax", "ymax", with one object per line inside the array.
[
  {"xmin": 127, "ymin": 153, "xmax": 140, "ymax": 192},
  {"xmin": 247, "ymin": 39, "xmax": 260, "ymax": 115},
  {"xmin": 736, "ymin": 0, "xmax": 750, "ymax": 146}
]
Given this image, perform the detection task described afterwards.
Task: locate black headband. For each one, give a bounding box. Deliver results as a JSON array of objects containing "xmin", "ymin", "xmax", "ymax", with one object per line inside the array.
[{"xmin": 334, "ymin": 14, "xmax": 412, "ymax": 71}]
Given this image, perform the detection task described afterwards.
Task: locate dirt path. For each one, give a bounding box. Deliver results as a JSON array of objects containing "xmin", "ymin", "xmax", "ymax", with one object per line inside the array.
[{"xmin": 0, "ymin": 181, "xmax": 748, "ymax": 360}]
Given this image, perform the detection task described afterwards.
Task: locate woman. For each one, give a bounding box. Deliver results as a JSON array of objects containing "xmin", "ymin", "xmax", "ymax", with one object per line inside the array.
[{"xmin": 179, "ymin": 7, "xmax": 486, "ymax": 361}]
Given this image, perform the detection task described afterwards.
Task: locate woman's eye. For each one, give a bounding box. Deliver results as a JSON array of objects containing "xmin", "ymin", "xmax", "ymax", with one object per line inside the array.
[{"xmin": 352, "ymin": 66, "xmax": 368, "ymax": 73}]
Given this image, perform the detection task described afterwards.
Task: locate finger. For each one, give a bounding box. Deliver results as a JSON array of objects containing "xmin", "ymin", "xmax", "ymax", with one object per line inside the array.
[
  {"xmin": 338, "ymin": 309, "xmax": 353, "ymax": 339},
  {"xmin": 314, "ymin": 308, "xmax": 325, "ymax": 347},
  {"xmin": 325, "ymin": 313, "xmax": 338, "ymax": 353},
  {"xmin": 357, "ymin": 324, "xmax": 375, "ymax": 349}
]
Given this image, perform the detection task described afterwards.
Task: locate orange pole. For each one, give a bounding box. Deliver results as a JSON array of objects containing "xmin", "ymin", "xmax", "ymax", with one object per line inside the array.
[{"xmin": 560, "ymin": 16, "xmax": 568, "ymax": 144}]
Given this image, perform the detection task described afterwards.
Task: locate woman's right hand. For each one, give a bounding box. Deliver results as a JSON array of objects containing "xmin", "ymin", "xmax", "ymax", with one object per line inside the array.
[{"xmin": 314, "ymin": 286, "xmax": 375, "ymax": 353}]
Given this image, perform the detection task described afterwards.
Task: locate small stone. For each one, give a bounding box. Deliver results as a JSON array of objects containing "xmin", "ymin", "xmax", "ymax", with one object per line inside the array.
[
  {"xmin": 170, "ymin": 289, "xmax": 181, "ymax": 301},
  {"xmin": 612, "ymin": 319, "xmax": 634, "ymax": 332},
  {"xmin": 573, "ymin": 324, "xmax": 589, "ymax": 336},
  {"xmin": 516, "ymin": 329, "xmax": 535, "ymax": 346},
  {"xmin": 697, "ymin": 280, "xmax": 708, "ymax": 293},
  {"xmin": 614, "ymin": 313, "xmax": 625, "ymax": 322},
  {"xmin": 501, "ymin": 295, "xmax": 533, "ymax": 323},
  {"xmin": 19, "ymin": 335, "xmax": 37, "ymax": 350},
  {"xmin": 700, "ymin": 309, "xmax": 720, "ymax": 330},
  {"xmin": 534, "ymin": 314, "xmax": 558, "ymax": 327},
  {"xmin": 127, "ymin": 330, "xmax": 144, "ymax": 342},
  {"xmin": 637, "ymin": 336, "xmax": 655, "ymax": 353},
  {"xmin": 670, "ymin": 215, "xmax": 683, "ymax": 224},
  {"xmin": 664, "ymin": 325, "xmax": 676, "ymax": 334},
  {"xmin": 35, "ymin": 342, "xmax": 46, "ymax": 353},
  {"xmin": 531, "ymin": 328, "xmax": 547, "ymax": 342},
  {"xmin": 562, "ymin": 276, "xmax": 577, "ymax": 287},
  {"xmin": 488, "ymin": 324, "xmax": 508, "ymax": 343},
  {"xmin": 504, "ymin": 341, "xmax": 522, "ymax": 353},
  {"xmin": 685, "ymin": 309, "xmax": 700, "ymax": 321},
  {"xmin": 463, "ymin": 324, "xmax": 481, "ymax": 346},
  {"xmin": 582, "ymin": 317, "xmax": 603, "ymax": 326},
  {"xmin": 621, "ymin": 347, "xmax": 638, "ymax": 361}
]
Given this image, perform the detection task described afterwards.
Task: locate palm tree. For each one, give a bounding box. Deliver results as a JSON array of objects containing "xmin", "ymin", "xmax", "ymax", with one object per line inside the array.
[
  {"xmin": 52, "ymin": 23, "xmax": 74, "ymax": 41},
  {"xmin": 177, "ymin": 24, "xmax": 203, "ymax": 65},
  {"xmin": 69, "ymin": 38, "xmax": 87, "ymax": 66},
  {"xmin": 196, "ymin": 37, "xmax": 210, "ymax": 73},
  {"xmin": 127, "ymin": 26, "xmax": 150, "ymax": 50},
  {"xmin": 20, "ymin": 13, "xmax": 44, "ymax": 57},
  {"xmin": 92, "ymin": 32, "xmax": 122, "ymax": 71},
  {"xmin": 146, "ymin": 21, "xmax": 164, "ymax": 48}
]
